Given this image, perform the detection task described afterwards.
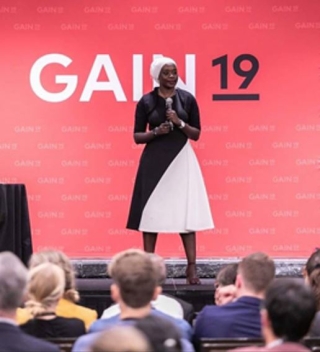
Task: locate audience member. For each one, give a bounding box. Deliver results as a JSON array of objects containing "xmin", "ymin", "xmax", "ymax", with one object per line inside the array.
[
  {"xmin": 20, "ymin": 262, "xmax": 86, "ymax": 338},
  {"xmin": 303, "ymin": 248, "xmax": 320, "ymax": 336},
  {"xmin": 229, "ymin": 278, "xmax": 316, "ymax": 352},
  {"xmin": 17, "ymin": 249, "xmax": 97, "ymax": 330},
  {"xmin": 0, "ymin": 252, "xmax": 59, "ymax": 352},
  {"xmin": 72, "ymin": 249, "xmax": 193, "ymax": 352},
  {"xmin": 215, "ymin": 263, "xmax": 238, "ymax": 305},
  {"xmin": 194, "ymin": 252, "xmax": 275, "ymax": 342},
  {"xmin": 91, "ymin": 249, "xmax": 192, "ymax": 339},
  {"xmin": 101, "ymin": 253, "xmax": 193, "ymax": 320},
  {"xmin": 89, "ymin": 325, "xmax": 152, "ymax": 352},
  {"xmin": 135, "ymin": 314, "xmax": 184, "ymax": 352}
]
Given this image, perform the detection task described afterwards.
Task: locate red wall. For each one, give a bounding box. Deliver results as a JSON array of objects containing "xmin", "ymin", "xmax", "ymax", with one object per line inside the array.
[{"xmin": 1, "ymin": 0, "xmax": 320, "ymax": 258}]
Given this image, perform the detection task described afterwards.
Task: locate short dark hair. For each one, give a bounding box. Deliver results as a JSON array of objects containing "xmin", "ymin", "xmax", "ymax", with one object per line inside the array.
[
  {"xmin": 306, "ymin": 249, "xmax": 320, "ymax": 276},
  {"xmin": 305, "ymin": 249, "xmax": 320, "ymax": 310},
  {"xmin": 216, "ymin": 263, "xmax": 238, "ymax": 287},
  {"xmin": 265, "ymin": 278, "xmax": 316, "ymax": 341},
  {"xmin": 135, "ymin": 314, "xmax": 182, "ymax": 352},
  {"xmin": 238, "ymin": 252, "xmax": 275, "ymax": 294},
  {"xmin": 109, "ymin": 249, "xmax": 158, "ymax": 308}
]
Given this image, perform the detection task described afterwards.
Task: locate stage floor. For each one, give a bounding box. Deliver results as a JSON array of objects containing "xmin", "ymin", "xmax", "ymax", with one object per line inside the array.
[{"xmin": 73, "ymin": 258, "xmax": 305, "ymax": 279}]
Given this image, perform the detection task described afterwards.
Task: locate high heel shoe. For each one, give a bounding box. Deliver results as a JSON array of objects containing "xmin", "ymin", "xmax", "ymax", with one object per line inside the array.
[{"xmin": 186, "ymin": 262, "xmax": 201, "ymax": 285}]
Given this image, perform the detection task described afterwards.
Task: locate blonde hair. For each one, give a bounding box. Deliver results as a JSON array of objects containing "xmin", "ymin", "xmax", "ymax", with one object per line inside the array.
[
  {"xmin": 29, "ymin": 250, "xmax": 79, "ymax": 303},
  {"xmin": 25, "ymin": 262, "xmax": 65, "ymax": 317}
]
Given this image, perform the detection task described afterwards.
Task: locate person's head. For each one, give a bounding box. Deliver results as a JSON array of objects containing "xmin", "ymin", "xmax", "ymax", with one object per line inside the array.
[
  {"xmin": 135, "ymin": 314, "xmax": 182, "ymax": 352},
  {"xmin": 216, "ymin": 263, "xmax": 238, "ymax": 288},
  {"xmin": 148, "ymin": 253, "xmax": 166, "ymax": 287},
  {"xmin": 0, "ymin": 252, "xmax": 28, "ymax": 315},
  {"xmin": 150, "ymin": 57, "xmax": 178, "ymax": 88},
  {"xmin": 304, "ymin": 249, "xmax": 320, "ymax": 310},
  {"xmin": 261, "ymin": 278, "xmax": 316, "ymax": 342},
  {"xmin": 214, "ymin": 263, "xmax": 239, "ymax": 305},
  {"xmin": 89, "ymin": 325, "xmax": 152, "ymax": 352},
  {"xmin": 29, "ymin": 249, "xmax": 79, "ymax": 303},
  {"xmin": 305, "ymin": 249, "xmax": 320, "ymax": 279},
  {"xmin": 108, "ymin": 249, "xmax": 159, "ymax": 308},
  {"xmin": 236, "ymin": 252, "xmax": 275, "ymax": 297},
  {"xmin": 25, "ymin": 262, "xmax": 65, "ymax": 317}
]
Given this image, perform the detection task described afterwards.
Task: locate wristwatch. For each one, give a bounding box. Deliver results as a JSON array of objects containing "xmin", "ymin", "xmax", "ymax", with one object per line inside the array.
[{"xmin": 178, "ymin": 120, "xmax": 186, "ymax": 129}]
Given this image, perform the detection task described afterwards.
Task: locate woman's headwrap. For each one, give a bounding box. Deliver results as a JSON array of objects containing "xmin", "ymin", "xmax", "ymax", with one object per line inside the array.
[{"xmin": 150, "ymin": 57, "xmax": 177, "ymax": 83}]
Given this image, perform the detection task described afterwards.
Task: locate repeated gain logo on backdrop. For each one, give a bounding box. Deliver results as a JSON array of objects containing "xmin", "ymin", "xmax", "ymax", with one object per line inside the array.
[{"xmin": 1, "ymin": 0, "xmax": 320, "ymax": 258}]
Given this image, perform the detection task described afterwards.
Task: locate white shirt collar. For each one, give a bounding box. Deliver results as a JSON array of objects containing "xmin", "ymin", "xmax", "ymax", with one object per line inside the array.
[
  {"xmin": 266, "ymin": 339, "xmax": 284, "ymax": 349},
  {"xmin": 0, "ymin": 317, "xmax": 17, "ymax": 326}
]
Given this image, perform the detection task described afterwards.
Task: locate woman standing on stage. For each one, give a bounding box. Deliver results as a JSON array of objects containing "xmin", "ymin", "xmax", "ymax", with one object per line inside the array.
[{"xmin": 127, "ymin": 57, "xmax": 214, "ymax": 285}]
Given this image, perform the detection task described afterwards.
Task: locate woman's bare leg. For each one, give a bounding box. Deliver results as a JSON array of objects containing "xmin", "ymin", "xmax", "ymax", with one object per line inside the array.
[
  {"xmin": 179, "ymin": 232, "xmax": 201, "ymax": 285},
  {"xmin": 143, "ymin": 232, "xmax": 158, "ymax": 253}
]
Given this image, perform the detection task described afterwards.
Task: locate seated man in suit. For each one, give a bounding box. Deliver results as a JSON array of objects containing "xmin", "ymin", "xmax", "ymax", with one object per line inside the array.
[
  {"xmin": 100, "ymin": 253, "xmax": 193, "ymax": 321},
  {"xmin": 194, "ymin": 252, "xmax": 275, "ymax": 342},
  {"xmin": 0, "ymin": 252, "xmax": 59, "ymax": 352},
  {"xmin": 230, "ymin": 278, "xmax": 317, "ymax": 352},
  {"xmin": 72, "ymin": 249, "xmax": 193, "ymax": 352}
]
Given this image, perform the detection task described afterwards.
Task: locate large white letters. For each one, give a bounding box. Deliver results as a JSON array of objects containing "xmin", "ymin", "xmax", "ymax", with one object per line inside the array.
[
  {"xmin": 30, "ymin": 54, "xmax": 77, "ymax": 103},
  {"xmin": 30, "ymin": 54, "xmax": 196, "ymax": 102},
  {"xmin": 80, "ymin": 55, "xmax": 126, "ymax": 102}
]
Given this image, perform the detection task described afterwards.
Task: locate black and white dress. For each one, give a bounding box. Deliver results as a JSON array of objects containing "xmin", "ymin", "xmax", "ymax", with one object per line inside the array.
[{"xmin": 126, "ymin": 88, "xmax": 214, "ymax": 233}]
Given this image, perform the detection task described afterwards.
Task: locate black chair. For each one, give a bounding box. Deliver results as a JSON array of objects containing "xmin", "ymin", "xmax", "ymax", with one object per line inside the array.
[
  {"xmin": 46, "ymin": 337, "xmax": 77, "ymax": 352},
  {"xmin": 200, "ymin": 338, "xmax": 264, "ymax": 352}
]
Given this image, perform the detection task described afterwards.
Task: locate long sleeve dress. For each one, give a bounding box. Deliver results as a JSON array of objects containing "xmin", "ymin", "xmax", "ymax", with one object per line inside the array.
[{"xmin": 126, "ymin": 88, "xmax": 214, "ymax": 233}]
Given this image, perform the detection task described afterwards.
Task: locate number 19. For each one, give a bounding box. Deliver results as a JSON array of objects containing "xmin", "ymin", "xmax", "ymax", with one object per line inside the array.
[{"xmin": 212, "ymin": 54, "xmax": 259, "ymax": 89}]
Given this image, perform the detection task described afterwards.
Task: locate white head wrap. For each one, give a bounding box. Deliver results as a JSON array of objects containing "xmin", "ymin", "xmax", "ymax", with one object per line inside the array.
[{"xmin": 150, "ymin": 57, "xmax": 177, "ymax": 83}]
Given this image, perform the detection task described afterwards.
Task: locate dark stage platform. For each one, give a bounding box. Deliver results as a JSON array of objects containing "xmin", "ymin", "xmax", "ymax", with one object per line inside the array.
[
  {"xmin": 74, "ymin": 258, "xmax": 305, "ymax": 317},
  {"xmin": 77, "ymin": 277, "xmax": 215, "ymax": 319}
]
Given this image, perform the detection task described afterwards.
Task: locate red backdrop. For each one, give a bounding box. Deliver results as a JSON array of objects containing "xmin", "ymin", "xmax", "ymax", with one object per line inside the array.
[{"xmin": 1, "ymin": 0, "xmax": 320, "ymax": 258}]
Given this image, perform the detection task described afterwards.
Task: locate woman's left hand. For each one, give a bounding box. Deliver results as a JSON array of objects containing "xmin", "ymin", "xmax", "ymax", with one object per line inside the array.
[{"xmin": 166, "ymin": 110, "xmax": 181, "ymax": 126}]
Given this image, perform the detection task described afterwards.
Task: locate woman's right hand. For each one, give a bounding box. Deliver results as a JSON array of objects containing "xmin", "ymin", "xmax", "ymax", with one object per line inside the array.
[{"xmin": 155, "ymin": 122, "xmax": 171, "ymax": 136}]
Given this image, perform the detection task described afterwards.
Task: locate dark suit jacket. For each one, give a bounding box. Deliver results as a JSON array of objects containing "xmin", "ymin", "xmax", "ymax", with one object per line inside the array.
[
  {"xmin": 229, "ymin": 342, "xmax": 310, "ymax": 352},
  {"xmin": 0, "ymin": 322, "xmax": 59, "ymax": 352},
  {"xmin": 194, "ymin": 296, "xmax": 262, "ymax": 342}
]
